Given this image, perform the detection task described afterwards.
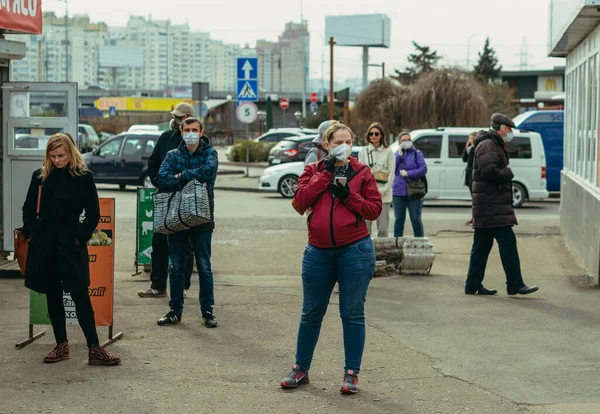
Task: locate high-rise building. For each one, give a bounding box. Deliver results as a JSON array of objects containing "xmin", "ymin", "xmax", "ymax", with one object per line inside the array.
[
  {"xmin": 9, "ymin": 12, "xmax": 109, "ymax": 86},
  {"xmin": 279, "ymin": 22, "xmax": 310, "ymax": 94}
]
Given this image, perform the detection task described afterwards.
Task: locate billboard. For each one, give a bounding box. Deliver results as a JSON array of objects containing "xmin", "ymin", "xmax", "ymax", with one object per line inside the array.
[
  {"xmin": 0, "ymin": 0, "xmax": 42, "ymax": 34},
  {"xmin": 99, "ymin": 46, "xmax": 144, "ymax": 68},
  {"xmin": 325, "ymin": 14, "xmax": 391, "ymax": 48}
]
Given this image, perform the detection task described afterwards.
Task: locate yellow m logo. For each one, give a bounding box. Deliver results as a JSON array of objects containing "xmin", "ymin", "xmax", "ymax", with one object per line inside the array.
[{"xmin": 545, "ymin": 79, "xmax": 557, "ymax": 91}]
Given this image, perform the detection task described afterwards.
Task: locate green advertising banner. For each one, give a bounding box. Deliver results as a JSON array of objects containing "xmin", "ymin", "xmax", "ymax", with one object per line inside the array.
[{"xmin": 137, "ymin": 188, "xmax": 156, "ymax": 266}]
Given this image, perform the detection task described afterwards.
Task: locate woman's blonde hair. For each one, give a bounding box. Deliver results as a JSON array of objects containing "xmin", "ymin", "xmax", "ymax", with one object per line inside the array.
[
  {"xmin": 39, "ymin": 133, "xmax": 87, "ymax": 181},
  {"xmin": 323, "ymin": 123, "xmax": 355, "ymax": 143}
]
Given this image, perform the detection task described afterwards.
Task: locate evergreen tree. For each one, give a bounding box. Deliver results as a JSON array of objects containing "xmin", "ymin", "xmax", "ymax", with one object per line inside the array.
[
  {"xmin": 473, "ymin": 37, "xmax": 502, "ymax": 82},
  {"xmin": 393, "ymin": 42, "xmax": 441, "ymax": 85}
]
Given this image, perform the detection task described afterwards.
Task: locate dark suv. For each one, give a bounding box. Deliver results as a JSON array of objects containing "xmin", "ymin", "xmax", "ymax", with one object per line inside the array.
[
  {"xmin": 83, "ymin": 131, "xmax": 161, "ymax": 190},
  {"xmin": 268, "ymin": 136, "xmax": 316, "ymax": 166}
]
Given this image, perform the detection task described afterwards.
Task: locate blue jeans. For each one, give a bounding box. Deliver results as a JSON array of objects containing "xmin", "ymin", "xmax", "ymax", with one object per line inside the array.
[
  {"xmin": 393, "ymin": 196, "xmax": 424, "ymax": 237},
  {"xmin": 295, "ymin": 237, "xmax": 375, "ymax": 372},
  {"xmin": 168, "ymin": 230, "xmax": 214, "ymax": 316}
]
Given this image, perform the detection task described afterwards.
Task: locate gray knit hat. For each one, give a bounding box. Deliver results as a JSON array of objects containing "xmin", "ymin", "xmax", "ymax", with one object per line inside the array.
[{"xmin": 313, "ymin": 120, "xmax": 338, "ymax": 145}]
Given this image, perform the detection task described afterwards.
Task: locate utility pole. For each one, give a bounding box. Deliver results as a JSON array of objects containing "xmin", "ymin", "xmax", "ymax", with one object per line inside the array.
[
  {"xmin": 64, "ymin": 0, "xmax": 69, "ymax": 82},
  {"xmin": 329, "ymin": 37, "xmax": 335, "ymax": 120},
  {"xmin": 300, "ymin": 1, "xmax": 307, "ymax": 119}
]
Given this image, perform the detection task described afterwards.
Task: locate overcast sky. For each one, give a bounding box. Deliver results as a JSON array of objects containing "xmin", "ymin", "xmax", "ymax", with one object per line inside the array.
[{"xmin": 43, "ymin": 0, "xmax": 564, "ymax": 82}]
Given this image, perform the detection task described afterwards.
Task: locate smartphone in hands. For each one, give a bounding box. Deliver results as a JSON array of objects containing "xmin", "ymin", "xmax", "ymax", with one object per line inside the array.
[{"xmin": 335, "ymin": 177, "xmax": 347, "ymax": 186}]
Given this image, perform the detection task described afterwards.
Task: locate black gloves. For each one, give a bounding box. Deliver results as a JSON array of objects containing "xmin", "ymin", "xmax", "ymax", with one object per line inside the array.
[
  {"xmin": 323, "ymin": 154, "xmax": 337, "ymax": 173},
  {"xmin": 329, "ymin": 182, "xmax": 350, "ymax": 201}
]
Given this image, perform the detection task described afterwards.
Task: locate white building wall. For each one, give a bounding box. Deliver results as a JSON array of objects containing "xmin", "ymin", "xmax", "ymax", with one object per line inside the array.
[{"xmin": 559, "ymin": 21, "xmax": 600, "ymax": 283}]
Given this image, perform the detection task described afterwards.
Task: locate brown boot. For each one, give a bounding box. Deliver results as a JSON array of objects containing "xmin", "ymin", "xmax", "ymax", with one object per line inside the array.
[
  {"xmin": 88, "ymin": 346, "xmax": 121, "ymax": 366},
  {"xmin": 43, "ymin": 342, "xmax": 70, "ymax": 363}
]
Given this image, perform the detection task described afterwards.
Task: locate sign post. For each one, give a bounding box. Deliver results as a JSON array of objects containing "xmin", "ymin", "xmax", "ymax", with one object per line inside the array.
[
  {"xmin": 236, "ymin": 57, "xmax": 259, "ymax": 176},
  {"xmin": 236, "ymin": 102, "xmax": 259, "ymax": 176}
]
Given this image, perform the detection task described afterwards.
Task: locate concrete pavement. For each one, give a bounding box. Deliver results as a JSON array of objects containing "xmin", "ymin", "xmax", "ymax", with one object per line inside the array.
[{"xmin": 1, "ymin": 190, "xmax": 597, "ymax": 414}]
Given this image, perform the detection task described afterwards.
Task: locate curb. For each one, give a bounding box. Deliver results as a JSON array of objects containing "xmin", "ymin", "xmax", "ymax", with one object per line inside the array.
[
  {"xmin": 217, "ymin": 170, "xmax": 245, "ymax": 175},
  {"xmin": 215, "ymin": 186, "xmax": 261, "ymax": 193},
  {"xmin": 219, "ymin": 161, "xmax": 268, "ymax": 168}
]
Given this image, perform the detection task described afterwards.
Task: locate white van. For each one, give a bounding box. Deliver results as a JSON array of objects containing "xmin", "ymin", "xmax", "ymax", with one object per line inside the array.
[{"xmin": 390, "ymin": 127, "xmax": 549, "ymax": 207}]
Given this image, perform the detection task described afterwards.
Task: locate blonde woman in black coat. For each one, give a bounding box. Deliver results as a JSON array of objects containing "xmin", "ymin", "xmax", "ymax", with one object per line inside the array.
[{"xmin": 22, "ymin": 133, "xmax": 120, "ymax": 365}]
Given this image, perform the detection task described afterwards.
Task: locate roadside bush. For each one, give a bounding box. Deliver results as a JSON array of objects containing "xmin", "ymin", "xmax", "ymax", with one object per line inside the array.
[{"xmin": 229, "ymin": 141, "xmax": 276, "ymax": 162}]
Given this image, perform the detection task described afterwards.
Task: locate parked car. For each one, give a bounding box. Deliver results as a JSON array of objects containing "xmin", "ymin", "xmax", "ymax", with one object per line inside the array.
[
  {"xmin": 83, "ymin": 131, "xmax": 161, "ymax": 190},
  {"xmin": 259, "ymin": 162, "xmax": 305, "ymax": 198},
  {"xmin": 254, "ymin": 128, "xmax": 318, "ymax": 143},
  {"xmin": 390, "ymin": 127, "xmax": 549, "ymax": 208},
  {"xmin": 268, "ymin": 136, "xmax": 315, "ymax": 165},
  {"xmin": 513, "ymin": 110, "xmax": 564, "ymax": 193},
  {"xmin": 128, "ymin": 124, "xmax": 160, "ymax": 133},
  {"xmin": 259, "ymin": 148, "xmax": 366, "ymax": 198},
  {"xmin": 78, "ymin": 123, "xmax": 100, "ymax": 153}
]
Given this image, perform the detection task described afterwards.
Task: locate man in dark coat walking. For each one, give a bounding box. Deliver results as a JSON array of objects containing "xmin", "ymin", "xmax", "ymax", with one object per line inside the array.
[
  {"xmin": 464, "ymin": 113, "xmax": 539, "ymax": 296},
  {"xmin": 138, "ymin": 102, "xmax": 195, "ymax": 298}
]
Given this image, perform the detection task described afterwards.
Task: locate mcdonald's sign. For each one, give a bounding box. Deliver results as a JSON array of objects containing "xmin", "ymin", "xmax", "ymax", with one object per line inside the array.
[{"xmin": 545, "ymin": 78, "xmax": 557, "ymax": 91}]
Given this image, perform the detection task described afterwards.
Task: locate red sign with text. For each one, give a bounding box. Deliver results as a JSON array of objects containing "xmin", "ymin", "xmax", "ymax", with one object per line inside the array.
[
  {"xmin": 310, "ymin": 93, "xmax": 318, "ymax": 103},
  {"xmin": 280, "ymin": 98, "xmax": 290, "ymax": 110},
  {"xmin": 0, "ymin": 0, "xmax": 43, "ymax": 34}
]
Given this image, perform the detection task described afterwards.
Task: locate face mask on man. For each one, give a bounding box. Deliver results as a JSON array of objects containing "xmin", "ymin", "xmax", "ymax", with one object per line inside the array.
[
  {"xmin": 503, "ymin": 132, "xmax": 514, "ymax": 143},
  {"xmin": 400, "ymin": 141, "xmax": 413, "ymax": 151},
  {"xmin": 330, "ymin": 143, "xmax": 352, "ymax": 161},
  {"xmin": 183, "ymin": 132, "xmax": 200, "ymax": 146}
]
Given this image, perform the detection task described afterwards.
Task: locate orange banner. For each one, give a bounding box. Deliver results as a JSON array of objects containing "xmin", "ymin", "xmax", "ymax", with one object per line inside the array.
[
  {"xmin": 0, "ymin": 0, "xmax": 42, "ymax": 34},
  {"xmin": 87, "ymin": 198, "xmax": 115, "ymax": 326}
]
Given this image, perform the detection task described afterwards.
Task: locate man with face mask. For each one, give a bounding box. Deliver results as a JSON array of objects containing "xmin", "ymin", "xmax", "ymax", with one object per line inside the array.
[
  {"xmin": 465, "ymin": 113, "xmax": 539, "ymax": 296},
  {"xmin": 139, "ymin": 102, "xmax": 195, "ymax": 299},
  {"xmin": 156, "ymin": 118, "xmax": 219, "ymax": 327}
]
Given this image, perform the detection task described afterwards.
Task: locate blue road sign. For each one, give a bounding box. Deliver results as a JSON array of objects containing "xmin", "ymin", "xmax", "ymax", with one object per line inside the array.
[
  {"xmin": 237, "ymin": 79, "xmax": 258, "ymax": 102},
  {"xmin": 201, "ymin": 103, "xmax": 209, "ymax": 118},
  {"xmin": 109, "ymin": 106, "xmax": 117, "ymax": 117},
  {"xmin": 237, "ymin": 58, "xmax": 258, "ymax": 80},
  {"xmin": 237, "ymin": 57, "xmax": 258, "ymax": 102}
]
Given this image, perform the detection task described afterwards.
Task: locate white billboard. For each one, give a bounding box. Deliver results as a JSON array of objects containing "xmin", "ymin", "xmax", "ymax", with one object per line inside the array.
[
  {"xmin": 325, "ymin": 14, "xmax": 391, "ymax": 48},
  {"xmin": 99, "ymin": 46, "xmax": 144, "ymax": 68}
]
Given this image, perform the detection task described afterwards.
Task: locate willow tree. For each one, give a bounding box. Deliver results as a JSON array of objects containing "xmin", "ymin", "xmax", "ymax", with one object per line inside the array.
[
  {"xmin": 405, "ymin": 69, "xmax": 488, "ymax": 129},
  {"xmin": 352, "ymin": 78, "xmax": 409, "ymax": 143}
]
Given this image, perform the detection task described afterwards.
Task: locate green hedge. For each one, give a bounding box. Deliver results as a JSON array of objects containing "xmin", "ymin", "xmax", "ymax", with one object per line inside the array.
[{"xmin": 228, "ymin": 141, "xmax": 276, "ymax": 162}]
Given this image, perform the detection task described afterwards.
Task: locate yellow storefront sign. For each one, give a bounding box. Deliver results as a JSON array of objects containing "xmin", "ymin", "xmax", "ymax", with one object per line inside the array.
[{"xmin": 95, "ymin": 97, "xmax": 195, "ymax": 112}]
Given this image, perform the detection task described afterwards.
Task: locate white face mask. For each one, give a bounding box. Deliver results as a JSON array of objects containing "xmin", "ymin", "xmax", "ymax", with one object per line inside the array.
[
  {"xmin": 503, "ymin": 132, "xmax": 514, "ymax": 143},
  {"xmin": 183, "ymin": 132, "xmax": 200, "ymax": 146},
  {"xmin": 400, "ymin": 141, "xmax": 413, "ymax": 151},
  {"xmin": 330, "ymin": 143, "xmax": 352, "ymax": 161}
]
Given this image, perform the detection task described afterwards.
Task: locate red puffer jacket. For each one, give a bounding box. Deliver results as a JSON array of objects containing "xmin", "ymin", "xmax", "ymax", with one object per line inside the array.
[{"xmin": 292, "ymin": 157, "xmax": 383, "ymax": 249}]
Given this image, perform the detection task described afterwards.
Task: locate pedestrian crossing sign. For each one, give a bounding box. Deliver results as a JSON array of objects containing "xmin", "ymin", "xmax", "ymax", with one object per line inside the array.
[{"xmin": 237, "ymin": 79, "xmax": 258, "ymax": 102}]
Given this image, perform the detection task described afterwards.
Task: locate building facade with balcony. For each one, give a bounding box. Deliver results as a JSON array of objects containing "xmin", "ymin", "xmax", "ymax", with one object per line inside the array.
[{"xmin": 549, "ymin": 0, "xmax": 600, "ymax": 283}]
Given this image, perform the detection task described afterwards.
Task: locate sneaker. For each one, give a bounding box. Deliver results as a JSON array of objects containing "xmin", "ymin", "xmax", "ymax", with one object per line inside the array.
[
  {"xmin": 340, "ymin": 370, "xmax": 359, "ymax": 394},
  {"xmin": 280, "ymin": 364, "xmax": 309, "ymax": 389},
  {"xmin": 157, "ymin": 310, "xmax": 182, "ymax": 326},
  {"xmin": 184, "ymin": 289, "xmax": 188, "ymax": 298},
  {"xmin": 43, "ymin": 342, "xmax": 70, "ymax": 363},
  {"xmin": 138, "ymin": 288, "xmax": 167, "ymax": 298},
  {"xmin": 202, "ymin": 312, "xmax": 218, "ymax": 328},
  {"xmin": 88, "ymin": 346, "xmax": 121, "ymax": 366}
]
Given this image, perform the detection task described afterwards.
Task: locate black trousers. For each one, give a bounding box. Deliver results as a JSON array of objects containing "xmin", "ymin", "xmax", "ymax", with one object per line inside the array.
[
  {"xmin": 150, "ymin": 232, "xmax": 193, "ymax": 292},
  {"xmin": 46, "ymin": 252, "xmax": 99, "ymax": 348},
  {"xmin": 465, "ymin": 226, "xmax": 525, "ymax": 292}
]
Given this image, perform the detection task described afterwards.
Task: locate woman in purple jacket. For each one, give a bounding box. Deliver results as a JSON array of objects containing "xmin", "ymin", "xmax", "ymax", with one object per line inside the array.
[{"xmin": 393, "ymin": 132, "xmax": 428, "ymax": 237}]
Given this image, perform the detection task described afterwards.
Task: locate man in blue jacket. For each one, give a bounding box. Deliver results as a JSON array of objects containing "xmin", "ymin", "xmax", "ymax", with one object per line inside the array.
[
  {"xmin": 157, "ymin": 117, "xmax": 219, "ymax": 328},
  {"xmin": 139, "ymin": 102, "xmax": 195, "ymax": 299}
]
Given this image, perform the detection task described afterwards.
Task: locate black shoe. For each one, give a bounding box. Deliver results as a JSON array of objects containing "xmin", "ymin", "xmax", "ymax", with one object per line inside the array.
[
  {"xmin": 340, "ymin": 369, "xmax": 359, "ymax": 394},
  {"xmin": 202, "ymin": 312, "xmax": 218, "ymax": 328},
  {"xmin": 507, "ymin": 285, "xmax": 539, "ymax": 296},
  {"xmin": 157, "ymin": 310, "xmax": 181, "ymax": 326},
  {"xmin": 281, "ymin": 364, "xmax": 309, "ymax": 389},
  {"xmin": 465, "ymin": 286, "xmax": 498, "ymax": 295}
]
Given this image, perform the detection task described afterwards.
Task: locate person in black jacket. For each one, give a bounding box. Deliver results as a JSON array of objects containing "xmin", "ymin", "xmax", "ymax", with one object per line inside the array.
[
  {"xmin": 465, "ymin": 113, "xmax": 539, "ymax": 296},
  {"xmin": 22, "ymin": 133, "xmax": 120, "ymax": 365},
  {"xmin": 138, "ymin": 102, "xmax": 195, "ymax": 298}
]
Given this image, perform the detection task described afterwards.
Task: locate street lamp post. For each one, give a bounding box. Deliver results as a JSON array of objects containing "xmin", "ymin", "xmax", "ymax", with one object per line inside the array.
[
  {"xmin": 466, "ymin": 33, "xmax": 480, "ymax": 69},
  {"xmin": 294, "ymin": 111, "xmax": 302, "ymax": 127}
]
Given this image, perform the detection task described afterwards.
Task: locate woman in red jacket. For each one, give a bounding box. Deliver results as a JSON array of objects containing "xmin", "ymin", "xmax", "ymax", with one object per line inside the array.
[{"xmin": 281, "ymin": 123, "xmax": 382, "ymax": 394}]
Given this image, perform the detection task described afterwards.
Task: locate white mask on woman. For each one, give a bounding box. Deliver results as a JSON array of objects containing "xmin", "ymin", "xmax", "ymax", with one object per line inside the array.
[
  {"xmin": 400, "ymin": 141, "xmax": 413, "ymax": 151},
  {"xmin": 330, "ymin": 143, "xmax": 353, "ymax": 161}
]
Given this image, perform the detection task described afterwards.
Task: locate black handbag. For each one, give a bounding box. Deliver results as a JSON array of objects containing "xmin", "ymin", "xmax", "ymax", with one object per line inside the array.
[{"xmin": 407, "ymin": 151, "xmax": 428, "ymax": 199}]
